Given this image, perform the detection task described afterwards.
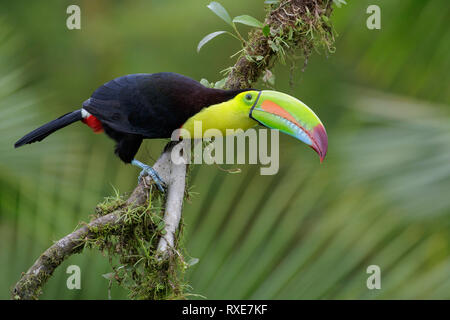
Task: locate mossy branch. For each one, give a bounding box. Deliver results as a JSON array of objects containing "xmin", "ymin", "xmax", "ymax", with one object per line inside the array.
[
  {"xmin": 12, "ymin": 143, "xmax": 184, "ymax": 300},
  {"xmin": 225, "ymin": 0, "xmax": 334, "ymax": 90},
  {"xmin": 12, "ymin": 0, "xmax": 336, "ymax": 300}
]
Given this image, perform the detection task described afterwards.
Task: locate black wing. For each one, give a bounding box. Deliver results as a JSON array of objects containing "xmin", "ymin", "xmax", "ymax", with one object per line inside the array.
[
  {"xmin": 82, "ymin": 72, "xmax": 245, "ymax": 138},
  {"xmin": 82, "ymin": 73, "xmax": 166, "ymax": 138}
]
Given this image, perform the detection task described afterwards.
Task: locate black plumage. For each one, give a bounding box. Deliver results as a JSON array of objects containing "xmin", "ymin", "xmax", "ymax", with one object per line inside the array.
[
  {"xmin": 15, "ymin": 72, "xmax": 246, "ymax": 163},
  {"xmin": 14, "ymin": 110, "xmax": 82, "ymax": 147}
]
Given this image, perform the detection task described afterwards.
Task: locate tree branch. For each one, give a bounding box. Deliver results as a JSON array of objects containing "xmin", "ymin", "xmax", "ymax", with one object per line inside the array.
[
  {"xmin": 157, "ymin": 143, "xmax": 187, "ymax": 254},
  {"xmin": 12, "ymin": 143, "xmax": 179, "ymax": 300},
  {"xmin": 225, "ymin": 0, "xmax": 334, "ymax": 90}
]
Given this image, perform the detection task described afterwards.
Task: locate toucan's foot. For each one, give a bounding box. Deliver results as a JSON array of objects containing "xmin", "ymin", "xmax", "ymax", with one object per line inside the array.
[{"xmin": 131, "ymin": 159, "xmax": 166, "ymax": 192}]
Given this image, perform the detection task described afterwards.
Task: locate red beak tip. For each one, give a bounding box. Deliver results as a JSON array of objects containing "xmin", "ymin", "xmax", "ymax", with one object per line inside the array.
[
  {"xmin": 311, "ymin": 123, "xmax": 328, "ymax": 164},
  {"xmin": 309, "ymin": 124, "xmax": 327, "ymax": 163}
]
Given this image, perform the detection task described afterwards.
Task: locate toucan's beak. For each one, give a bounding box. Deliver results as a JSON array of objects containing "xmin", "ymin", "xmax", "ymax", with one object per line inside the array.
[{"xmin": 249, "ymin": 90, "xmax": 328, "ymax": 162}]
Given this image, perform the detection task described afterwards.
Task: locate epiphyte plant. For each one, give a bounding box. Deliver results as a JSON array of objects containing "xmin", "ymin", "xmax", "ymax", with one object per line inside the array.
[{"xmin": 197, "ymin": 1, "xmax": 267, "ymax": 53}]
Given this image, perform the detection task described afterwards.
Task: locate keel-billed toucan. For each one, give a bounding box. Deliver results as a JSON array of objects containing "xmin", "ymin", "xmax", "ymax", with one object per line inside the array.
[{"xmin": 14, "ymin": 72, "xmax": 328, "ymax": 191}]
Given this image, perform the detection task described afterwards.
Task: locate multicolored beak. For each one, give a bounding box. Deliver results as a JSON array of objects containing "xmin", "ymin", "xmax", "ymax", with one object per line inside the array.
[{"xmin": 249, "ymin": 90, "xmax": 328, "ymax": 162}]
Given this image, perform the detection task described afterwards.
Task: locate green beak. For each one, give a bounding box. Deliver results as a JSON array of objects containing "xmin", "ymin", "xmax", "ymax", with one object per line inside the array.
[{"xmin": 249, "ymin": 90, "xmax": 328, "ymax": 162}]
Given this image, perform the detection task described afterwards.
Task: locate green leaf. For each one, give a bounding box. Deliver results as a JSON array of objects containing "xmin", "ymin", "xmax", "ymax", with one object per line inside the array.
[
  {"xmin": 232, "ymin": 15, "xmax": 264, "ymax": 28},
  {"xmin": 269, "ymin": 41, "xmax": 279, "ymax": 52},
  {"xmin": 102, "ymin": 272, "xmax": 115, "ymax": 280},
  {"xmin": 197, "ymin": 31, "xmax": 227, "ymax": 53},
  {"xmin": 200, "ymin": 78, "xmax": 212, "ymax": 88},
  {"xmin": 214, "ymin": 78, "xmax": 227, "ymax": 89},
  {"xmin": 187, "ymin": 257, "xmax": 200, "ymax": 267},
  {"xmin": 262, "ymin": 25, "xmax": 270, "ymax": 37},
  {"xmin": 207, "ymin": 2, "xmax": 233, "ymax": 26},
  {"xmin": 333, "ymin": 0, "xmax": 347, "ymax": 8}
]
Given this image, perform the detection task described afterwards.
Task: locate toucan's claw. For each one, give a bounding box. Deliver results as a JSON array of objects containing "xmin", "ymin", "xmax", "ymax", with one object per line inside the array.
[
  {"xmin": 139, "ymin": 168, "xmax": 166, "ymax": 192},
  {"xmin": 132, "ymin": 159, "xmax": 166, "ymax": 192}
]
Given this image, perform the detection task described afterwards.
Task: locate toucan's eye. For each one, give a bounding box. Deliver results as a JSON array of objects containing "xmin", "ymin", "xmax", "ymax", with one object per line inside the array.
[{"xmin": 245, "ymin": 93, "xmax": 252, "ymax": 101}]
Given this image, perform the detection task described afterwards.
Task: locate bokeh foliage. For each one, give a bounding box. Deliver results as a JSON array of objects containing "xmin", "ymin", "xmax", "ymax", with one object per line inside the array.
[{"xmin": 0, "ymin": 0, "xmax": 449, "ymax": 299}]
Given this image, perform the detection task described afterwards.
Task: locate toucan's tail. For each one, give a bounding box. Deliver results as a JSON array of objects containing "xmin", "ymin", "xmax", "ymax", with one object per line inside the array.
[{"xmin": 14, "ymin": 109, "xmax": 82, "ymax": 148}]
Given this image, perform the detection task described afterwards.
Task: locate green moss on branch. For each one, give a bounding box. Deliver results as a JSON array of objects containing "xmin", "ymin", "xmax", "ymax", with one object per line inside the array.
[
  {"xmin": 86, "ymin": 189, "xmax": 190, "ymax": 300},
  {"xmin": 225, "ymin": 0, "xmax": 335, "ymax": 90}
]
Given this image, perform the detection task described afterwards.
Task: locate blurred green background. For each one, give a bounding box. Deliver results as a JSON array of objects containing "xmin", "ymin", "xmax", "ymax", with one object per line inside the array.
[{"xmin": 1, "ymin": 0, "xmax": 449, "ymax": 299}]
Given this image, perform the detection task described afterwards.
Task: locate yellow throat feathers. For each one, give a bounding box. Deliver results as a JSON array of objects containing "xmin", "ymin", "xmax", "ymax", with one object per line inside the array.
[{"xmin": 180, "ymin": 97, "xmax": 257, "ymax": 139}]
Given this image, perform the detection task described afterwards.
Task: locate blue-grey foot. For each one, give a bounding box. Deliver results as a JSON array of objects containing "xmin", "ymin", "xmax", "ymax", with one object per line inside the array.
[{"xmin": 131, "ymin": 159, "xmax": 166, "ymax": 192}]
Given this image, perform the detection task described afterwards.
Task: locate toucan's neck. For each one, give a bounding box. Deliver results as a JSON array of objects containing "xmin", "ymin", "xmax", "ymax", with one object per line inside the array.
[
  {"xmin": 181, "ymin": 91, "xmax": 258, "ymax": 138},
  {"xmin": 195, "ymin": 88, "xmax": 248, "ymax": 108}
]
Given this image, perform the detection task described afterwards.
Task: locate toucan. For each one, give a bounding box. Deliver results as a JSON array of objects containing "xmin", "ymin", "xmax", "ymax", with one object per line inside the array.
[{"xmin": 14, "ymin": 72, "xmax": 328, "ymax": 191}]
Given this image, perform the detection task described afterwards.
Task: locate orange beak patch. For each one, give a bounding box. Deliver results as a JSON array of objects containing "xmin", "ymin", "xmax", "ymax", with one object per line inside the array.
[{"xmin": 260, "ymin": 100, "xmax": 302, "ymax": 128}]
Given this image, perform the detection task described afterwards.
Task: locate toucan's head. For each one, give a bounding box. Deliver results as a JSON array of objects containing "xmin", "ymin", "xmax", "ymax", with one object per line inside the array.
[{"xmin": 181, "ymin": 89, "xmax": 328, "ymax": 162}]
